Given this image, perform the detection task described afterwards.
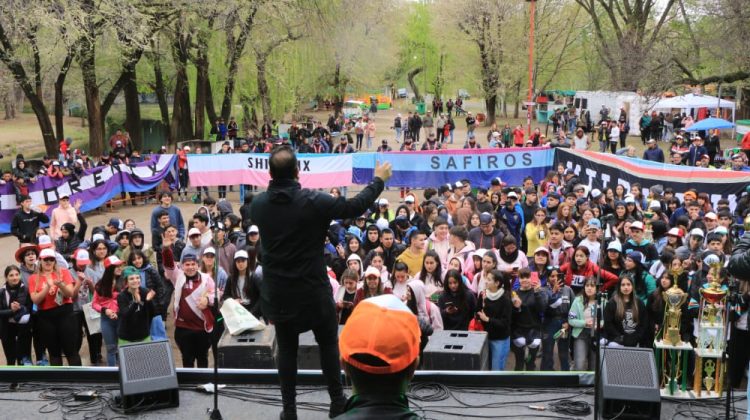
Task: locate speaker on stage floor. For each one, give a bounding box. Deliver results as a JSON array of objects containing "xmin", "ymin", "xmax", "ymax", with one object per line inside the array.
[
  {"xmin": 217, "ymin": 326, "xmax": 276, "ymax": 369},
  {"xmin": 117, "ymin": 340, "xmax": 179, "ymax": 414},
  {"xmin": 598, "ymin": 347, "xmax": 660, "ymax": 420},
  {"xmin": 297, "ymin": 326, "xmax": 344, "ymax": 369},
  {"xmin": 421, "ymin": 330, "xmax": 489, "ymax": 371}
]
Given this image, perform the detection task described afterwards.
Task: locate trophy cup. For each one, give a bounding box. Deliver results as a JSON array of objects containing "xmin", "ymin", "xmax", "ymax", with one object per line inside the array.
[
  {"xmin": 662, "ymin": 283, "xmax": 688, "ymax": 346},
  {"xmin": 699, "ymin": 259, "xmax": 727, "ymax": 328}
]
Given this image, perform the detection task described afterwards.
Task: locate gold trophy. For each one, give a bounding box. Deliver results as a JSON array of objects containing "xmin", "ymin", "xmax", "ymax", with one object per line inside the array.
[
  {"xmin": 699, "ymin": 259, "xmax": 727, "ymax": 327},
  {"xmin": 662, "ymin": 284, "xmax": 688, "ymax": 346}
]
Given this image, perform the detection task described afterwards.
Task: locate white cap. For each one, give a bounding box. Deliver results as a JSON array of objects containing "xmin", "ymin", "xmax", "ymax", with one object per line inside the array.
[
  {"xmin": 630, "ymin": 221, "xmax": 644, "ymax": 231},
  {"xmin": 92, "ymin": 233, "xmax": 105, "ymax": 242},
  {"xmin": 375, "ymin": 218, "xmax": 389, "ymax": 231},
  {"xmin": 234, "ymin": 250, "xmax": 249, "ymax": 260},
  {"xmin": 364, "ymin": 266, "xmax": 381, "ymax": 278},
  {"xmin": 591, "ymin": 189, "xmax": 602, "ymax": 198},
  {"xmin": 39, "ymin": 248, "xmax": 56, "ymax": 259},
  {"xmin": 188, "ymin": 227, "xmax": 201, "ymax": 237},
  {"xmin": 52, "ymin": 161, "xmax": 60, "ymax": 166},
  {"xmin": 37, "ymin": 235, "xmax": 53, "ymax": 249},
  {"xmin": 624, "ymin": 195, "xmax": 635, "ymax": 204},
  {"xmin": 648, "ymin": 200, "xmax": 661, "ymax": 209},
  {"xmin": 454, "ymin": 181, "xmax": 464, "ymax": 189},
  {"xmin": 715, "ymin": 226, "xmax": 728, "ymax": 235},
  {"xmin": 690, "ymin": 228, "xmax": 705, "ymax": 237},
  {"xmin": 492, "ymin": 131, "xmax": 500, "ymax": 137},
  {"xmin": 203, "ymin": 247, "xmax": 216, "ymax": 255},
  {"xmin": 404, "ymin": 195, "xmax": 415, "ymax": 203},
  {"xmin": 507, "ymin": 191, "xmax": 518, "ymax": 199},
  {"xmin": 378, "ymin": 198, "xmax": 389, "ymax": 206},
  {"xmin": 607, "ymin": 241, "xmax": 622, "ymax": 252},
  {"xmin": 183, "ymin": 145, "xmax": 191, "ymax": 151},
  {"xmin": 248, "ymin": 225, "xmax": 259, "ymax": 234},
  {"xmin": 704, "ymin": 212, "xmax": 717, "ymax": 220},
  {"xmin": 75, "ymin": 159, "xmax": 83, "ymax": 165}
]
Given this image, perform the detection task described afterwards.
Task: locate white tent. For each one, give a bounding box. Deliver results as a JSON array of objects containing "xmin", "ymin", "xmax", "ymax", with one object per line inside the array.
[
  {"xmin": 653, "ymin": 93, "xmax": 735, "ymax": 111},
  {"xmin": 653, "ymin": 93, "xmax": 736, "ymax": 136}
]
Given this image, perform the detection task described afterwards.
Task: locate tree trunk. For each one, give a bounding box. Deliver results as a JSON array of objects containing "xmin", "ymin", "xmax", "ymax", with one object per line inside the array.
[
  {"xmin": 123, "ymin": 66, "xmax": 142, "ymax": 150},
  {"xmin": 194, "ymin": 59, "xmax": 208, "ymax": 139},
  {"xmin": 513, "ymin": 82, "xmax": 521, "ymax": 119},
  {"xmin": 332, "ymin": 62, "xmax": 344, "ymax": 119},
  {"xmin": 149, "ymin": 53, "xmax": 170, "ymax": 138},
  {"xmin": 484, "ymin": 95, "xmax": 497, "ymax": 126},
  {"xmin": 54, "ymin": 53, "xmax": 74, "ymax": 141},
  {"xmin": 408, "ymin": 67, "xmax": 424, "ymax": 102},
  {"xmin": 256, "ymin": 55, "xmax": 272, "ymax": 125},
  {"xmin": 170, "ymin": 35, "xmax": 193, "ymax": 143},
  {"xmin": 220, "ymin": 7, "xmax": 258, "ymax": 121},
  {"xmin": 205, "ymin": 77, "xmax": 218, "ymax": 123},
  {"xmin": 79, "ymin": 32, "xmax": 105, "ymax": 157}
]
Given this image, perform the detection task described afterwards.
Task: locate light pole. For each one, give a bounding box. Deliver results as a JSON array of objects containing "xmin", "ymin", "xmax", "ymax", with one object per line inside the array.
[{"xmin": 526, "ymin": 0, "xmax": 536, "ymax": 137}]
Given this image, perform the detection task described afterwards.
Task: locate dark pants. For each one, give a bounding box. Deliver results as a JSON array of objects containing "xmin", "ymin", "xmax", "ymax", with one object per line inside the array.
[
  {"xmin": 218, "ymin": 185, "xmax": 227, "ymax": 199},
  {"xmin": 356, "ymin": 134, "xmax": 364, "ymax": 150},
  {"xmin": 36, "ymin": 304, "xmax": 82, "ymax": 366},
  {"xmin": 174, "ymin": 327, "xmax": 211, "ymax": 368},
  {"xmin": 541, "ymin": 317, "xmax": 570, "ymax": 371},
  {"xmin": 178, "ymin": 168, "xmax": 189, "ymax": 196},
  {"xmin": 31, "ymin": 313, "xmax": 46, "ymax": 363},
  {"xmin": 274, "ymin": 293, "xmax": 344, "ymax": 412},
  {"xmin": 1, "ymin": 321, "xmax": 32, "ymax": 365},
  {"xmin": 76, "ymin": 310, "xmax": 102, "ymax": 364},
  {"xmin": 730, "ymin": 326, "xmax": 750, "ymax": 388}
]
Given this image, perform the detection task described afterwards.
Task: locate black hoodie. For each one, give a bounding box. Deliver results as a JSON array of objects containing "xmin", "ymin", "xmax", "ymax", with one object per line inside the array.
[{"xmin": 250, "ymin": 176, "xmax": 384, "ymax": 322}]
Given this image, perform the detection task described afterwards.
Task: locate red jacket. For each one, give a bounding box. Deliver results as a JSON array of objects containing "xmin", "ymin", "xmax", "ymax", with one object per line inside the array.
[
  {"xmin": 742, "ymin": 132, "xmax": 750, "ymax": 150},
  {"xmin": 559, "ymin": 261, "xmax": 618, "ymax": 291}
]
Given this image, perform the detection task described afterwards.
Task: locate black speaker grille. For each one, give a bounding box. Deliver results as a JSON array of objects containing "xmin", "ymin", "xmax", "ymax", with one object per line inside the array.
[
  {"xmin": 605, "ymin": 348, "xmax": 656, "ymax": 388},
  {"xmin": 121, "ymin": 342, "xmax": 174, "ymax": 382}
]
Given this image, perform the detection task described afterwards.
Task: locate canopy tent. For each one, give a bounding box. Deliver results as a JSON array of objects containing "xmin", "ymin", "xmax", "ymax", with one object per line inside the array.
[
  {"xmin": 654, "ymin": 93, "xmax": 736, "ymax": 137},
  {"xmin": 684, "ymin": 117, "xmax": 735, "ymax": 132},
  {"xmin": 653, "ymin": 93, "xmax": 736, "ymax": 110}
]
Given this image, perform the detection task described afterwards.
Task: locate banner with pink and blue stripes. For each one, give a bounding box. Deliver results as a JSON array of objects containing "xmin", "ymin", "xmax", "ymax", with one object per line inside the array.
[{"xmin": 188, "ymin": 153, "xmax": 353, "ymax": 188}]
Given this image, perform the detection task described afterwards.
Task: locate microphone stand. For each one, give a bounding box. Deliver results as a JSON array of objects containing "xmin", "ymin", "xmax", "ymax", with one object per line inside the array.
[
  {"xmin": 209, "ymin": 247, "xmax": 222, "ymax": 420},
  {"xmin": 593, "ymin": 221, "xmax": 611, "ymax": 420}
]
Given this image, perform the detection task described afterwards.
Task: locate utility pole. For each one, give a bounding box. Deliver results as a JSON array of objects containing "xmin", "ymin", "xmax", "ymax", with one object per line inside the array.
[{"xmin": 526, "ymin": 0, "xmax": 536, "ymax": 137}]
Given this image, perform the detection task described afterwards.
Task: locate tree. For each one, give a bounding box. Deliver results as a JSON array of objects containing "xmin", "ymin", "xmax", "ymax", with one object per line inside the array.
[
  {"xmin": 389, "ymin": 2, "xmax": 439, "ymax": 103},
  {"xmin": 0, "ymin": 2, "xmax": 59, "ymax": 155},
  {"xmin": 453, "ymin": 0, "xmax": 518, "ymax": 125},
  {"xmin": 574, "ymin": 0, "xmax": 677, "ymax": 91}
]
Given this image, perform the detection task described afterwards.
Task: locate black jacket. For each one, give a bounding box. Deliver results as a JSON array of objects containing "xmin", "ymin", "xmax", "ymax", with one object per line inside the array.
[
  {"xmin": 0, "ymin": 282, "xmax": 32, "ymax": 336},
  {"xmin": 603, "ymin": 297, "xmax": 648, "ymax": 347},
  {"xmin": 438, "ymin": 290, "xmax": 477, "ymax": 331},
  {"xmin": 334, "ymin": 394, "xmax": 419, "ymax": 420},
  {"xmin": 728, "ymin": 235, "xmax": 750, "ymax": 280},
  {"xmin": 117, "ymin": 288, "xmax": 156, "ymax": 342},
  {"xmin": 55, "ymin": 213, "xmax": 88, "ymax": 260},
  {"xmin": 11, "ymin": 208, "xmax": 49, "ymax": 243},
  {"xmin": 478, "ymin": 293, "xmax": 513, "ymax": 340},
  {"xmin": 250, "ymin": 176, "xmax": 384, "ymax": 322}
]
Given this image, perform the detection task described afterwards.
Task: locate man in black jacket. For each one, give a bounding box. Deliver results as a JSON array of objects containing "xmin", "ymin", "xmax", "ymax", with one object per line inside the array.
[
  {"xmin": 250, "ymin": 146, "xmax": 392, "ymax": 420},
  {"xmin": 11, "ymin": 195, "xmax": 49, "ymax": 244}
]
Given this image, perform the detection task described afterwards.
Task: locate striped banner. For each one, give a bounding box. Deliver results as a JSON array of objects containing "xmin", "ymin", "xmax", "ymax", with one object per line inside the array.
[
  {"xmin": 353, "ymin": 148, "xmax": 555, "ymax": 188},
  {"xmin": 188, "ymin": 153, "xmax": 353, "ymax": 188},
  {"xmin": 555, "ymin": 149, "xmax": 750, "ymax": 207}
]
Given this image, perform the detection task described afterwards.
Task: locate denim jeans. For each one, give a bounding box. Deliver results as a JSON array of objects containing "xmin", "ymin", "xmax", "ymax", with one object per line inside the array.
[
  {"xmin": 541, "ymin": 318, "xmax": 570, "ymax": 371},
  {"xmin": 274, "ymin": 292, "xmax": 345, "ymax": 413},
  {"xmin": 395, "ymin": 127, "xmax": 402, "ymax": 142},
  {"xmin": 489, "ymin": 338, "xmax": 510, "ymax": 371},
  {"xmin": 100, "ymin": 316, "xmax": 119, "ymax": 366}
]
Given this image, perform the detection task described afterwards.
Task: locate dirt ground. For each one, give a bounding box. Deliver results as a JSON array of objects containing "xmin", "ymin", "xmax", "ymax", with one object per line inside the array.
[{"xmin": 0, "ymin": 103, "xmax": 663, "ymax": 368}]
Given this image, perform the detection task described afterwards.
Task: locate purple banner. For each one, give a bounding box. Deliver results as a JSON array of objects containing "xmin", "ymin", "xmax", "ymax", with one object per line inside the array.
[{"xmin": 0, "ymin": 155, "xmax": 177, "ymax": 233}]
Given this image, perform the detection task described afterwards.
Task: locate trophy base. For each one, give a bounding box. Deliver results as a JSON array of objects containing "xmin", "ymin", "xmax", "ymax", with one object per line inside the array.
[{"xmin": 660, "ymin": 388, "xmax": 723, "ymax": 399}]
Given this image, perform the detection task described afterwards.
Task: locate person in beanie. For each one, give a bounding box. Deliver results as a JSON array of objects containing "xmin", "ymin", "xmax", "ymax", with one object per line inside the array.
[
  {"xmin": 335, "ymin": 294, "xmax": 420, "ymax": 419},
  {"xmin": 117, "ymin": 266, "xmax": 156, "ymax": 343},
  {"xmin": 250, "ymin": 146, "xmax": 392, "ymax": 419}
]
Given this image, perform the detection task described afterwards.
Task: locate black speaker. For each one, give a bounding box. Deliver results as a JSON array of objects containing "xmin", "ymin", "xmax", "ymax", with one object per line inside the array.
[
  {"xmin": 297, "ymin": 326, "xmax": 344, "ymax": 369},
  {"xmin": 598, "ymin": 347, "xmax": 660, "ymax": 419},
  {"xmin": 117, "ymin": 340, "xmax": 179, "ymax": 413},
  {"xmin": 217, "ymin": 326, "xmax": 276, "ymax": 369},
  {"xmin": 421, "ymin": 330, "xmax": 489, "ymax": 371}
]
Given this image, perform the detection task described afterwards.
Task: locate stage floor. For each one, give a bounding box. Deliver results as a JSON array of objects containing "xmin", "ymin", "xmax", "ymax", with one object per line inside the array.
[{"xmin": 0, "ymin": 382, "xmax": 746, "ymax": 419}]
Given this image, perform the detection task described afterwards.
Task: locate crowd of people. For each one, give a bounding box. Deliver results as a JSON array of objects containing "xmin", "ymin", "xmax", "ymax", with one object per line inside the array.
[{"xmin": 3, "ymin": 152, "xmax": 750, "ymax": 383}]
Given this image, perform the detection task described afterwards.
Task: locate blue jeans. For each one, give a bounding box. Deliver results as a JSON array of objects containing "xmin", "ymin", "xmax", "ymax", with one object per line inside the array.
[
  {"xmin": 489, "ymin": 338, "xmax": 510, "ymax": 371},
  {"xmin": 395, "ymin": 127, "xmax": 402, "ymax": 142},
  {"xmin": 100, "ymin": 316, "xmax": 119, "ymax": 366},
  {"xmin": 541, "ymin": 317, "xmax": 570, "ymax": 371}
]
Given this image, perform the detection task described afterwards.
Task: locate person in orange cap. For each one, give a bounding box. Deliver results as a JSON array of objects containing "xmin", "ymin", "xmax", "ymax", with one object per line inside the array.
[{"xmin": 336, "ymin": 294, "xmax": 421, "ymax": 419}]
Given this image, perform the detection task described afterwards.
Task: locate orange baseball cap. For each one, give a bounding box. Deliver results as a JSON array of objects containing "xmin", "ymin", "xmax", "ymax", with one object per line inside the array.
[{"xmin": 339, "ymin": 294, "xmax": 421, "ymax": 375}]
